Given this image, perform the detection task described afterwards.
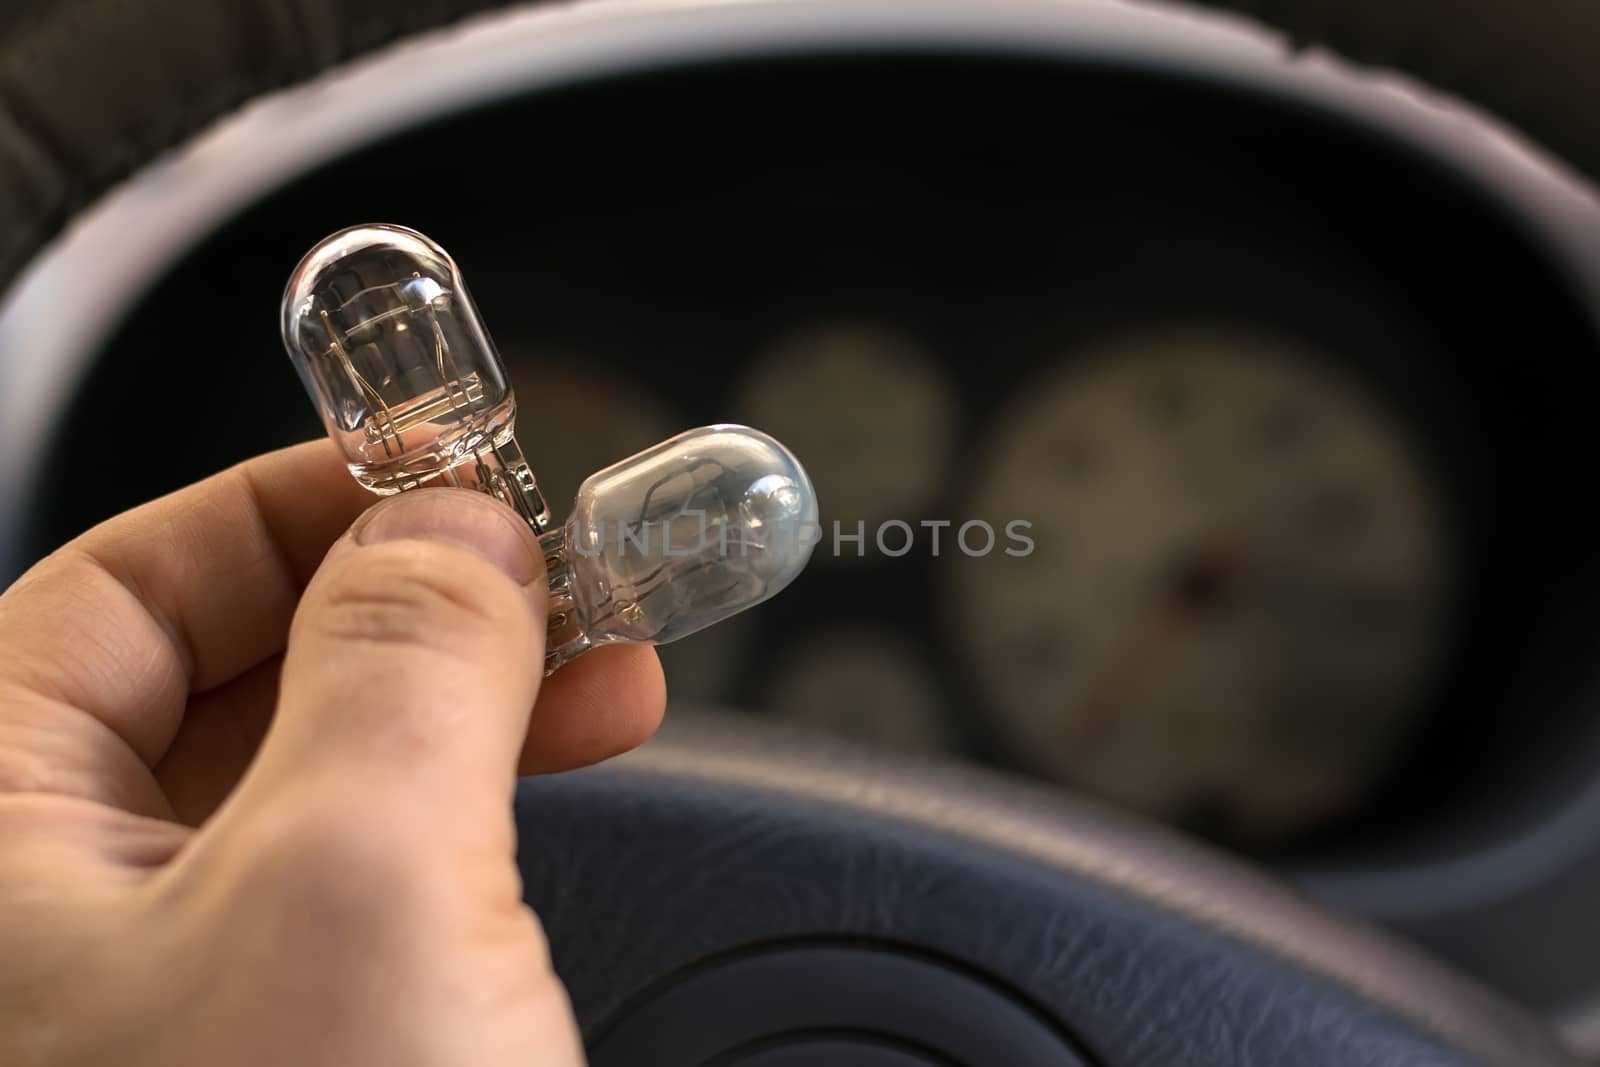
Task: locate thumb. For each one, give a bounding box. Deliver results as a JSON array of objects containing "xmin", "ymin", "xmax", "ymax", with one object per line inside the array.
[{"xmin": 241, "ymin": 487, "xmax": 548, "ymax": 847}]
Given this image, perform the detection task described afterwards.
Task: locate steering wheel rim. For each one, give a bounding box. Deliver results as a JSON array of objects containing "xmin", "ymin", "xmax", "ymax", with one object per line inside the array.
[
  {"xmin": 1, "ymin": 1, "xmax": 1591, "ymax": 1064},
  {"xmin": 517, "ymin": 712, "xmax": 1579, "ymax": 1065},
  {"xmin": 0, "ymin": 0, "xmax": 1596, "ymax": 295}
]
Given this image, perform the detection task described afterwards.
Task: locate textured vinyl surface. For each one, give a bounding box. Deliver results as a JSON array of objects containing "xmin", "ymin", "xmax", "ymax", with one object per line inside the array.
[{"xmin": 514, "ymin": 714, "xmax": 1581, "ymax": 1066}]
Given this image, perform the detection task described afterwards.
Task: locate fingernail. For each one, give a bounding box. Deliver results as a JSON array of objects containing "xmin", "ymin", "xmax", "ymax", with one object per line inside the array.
[{"xmin": 351, "ymin": 489, "xmax": 543, "ymax": 585}]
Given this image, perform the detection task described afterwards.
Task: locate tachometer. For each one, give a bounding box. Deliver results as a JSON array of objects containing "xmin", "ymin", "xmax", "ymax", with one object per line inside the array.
[{"xmin": 951, "ymin": 329, "xmax": 1451, "ymax": 843}]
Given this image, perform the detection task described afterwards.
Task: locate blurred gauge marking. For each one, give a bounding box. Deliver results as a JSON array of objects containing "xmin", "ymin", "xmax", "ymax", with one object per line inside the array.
[{"xmin": 950, "ymin": 329, "xmax": 1451, "ymax": 844}]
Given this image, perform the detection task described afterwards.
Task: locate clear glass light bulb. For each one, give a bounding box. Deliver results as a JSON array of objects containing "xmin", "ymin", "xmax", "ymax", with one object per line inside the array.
[
  {"xmin": 283, "ymin": 224, "xmax": 819, "ymax": 672},
  {"xmin": 283, "ymin": 223, "xmax": 552, "ymax": 528}
]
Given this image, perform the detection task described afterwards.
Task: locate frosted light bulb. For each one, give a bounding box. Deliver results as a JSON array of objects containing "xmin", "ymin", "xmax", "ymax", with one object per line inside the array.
[
  {"xmin": 283, "ymin": 225, "xmax": 818, "ymax": 672},
  {"xmin": 543, "ymin": 425, "xmax": 817, "ymax": 669}
]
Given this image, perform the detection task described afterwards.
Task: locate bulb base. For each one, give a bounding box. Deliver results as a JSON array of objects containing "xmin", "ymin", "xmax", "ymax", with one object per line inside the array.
[
  {"xmin": 445, "ymin": 433, "xmax": 553, "ymax": 534},
  {"xmin": 540, "ymin": 523, "xmax": 592, "ymax": 674}
]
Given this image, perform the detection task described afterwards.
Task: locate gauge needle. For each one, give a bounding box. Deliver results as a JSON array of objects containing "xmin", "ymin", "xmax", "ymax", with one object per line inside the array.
[{"xmin": 1067, "ymin": 532, "xmax": 1252, "ymax": 753}]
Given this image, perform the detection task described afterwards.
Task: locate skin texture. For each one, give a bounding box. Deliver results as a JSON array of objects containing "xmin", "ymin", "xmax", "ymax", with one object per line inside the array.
[{"xmin": 0, "ymin": 440, "xmax": 667, "ymax": 1066}]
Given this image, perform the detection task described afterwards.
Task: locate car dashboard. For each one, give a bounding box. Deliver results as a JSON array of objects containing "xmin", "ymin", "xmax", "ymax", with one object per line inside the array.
[{"xmin": 3, "ymin": 1, "xmax": 1600, "ymax": 1054}]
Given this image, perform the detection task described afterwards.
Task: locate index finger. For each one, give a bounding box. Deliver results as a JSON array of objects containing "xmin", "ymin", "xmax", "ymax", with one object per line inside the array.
[{"xmin": 0, "ymin": 440, "xmax": 372, "ymax": 768}]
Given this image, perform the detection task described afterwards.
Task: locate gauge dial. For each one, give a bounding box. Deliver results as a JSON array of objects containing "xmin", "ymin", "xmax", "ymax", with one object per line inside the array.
[
  {"xmin": 951, "ymin": 331, "xmax": 1451, "ymax": 843},
  {"xmin": 736, "ymin": 322, "xmax": 955, "ymax": 562}
]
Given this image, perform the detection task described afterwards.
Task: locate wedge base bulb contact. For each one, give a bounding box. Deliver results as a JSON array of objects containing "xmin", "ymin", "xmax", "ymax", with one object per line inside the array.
[{"xmin": 283, "ymin": 225, "xmax": 818, "ymax": 672}]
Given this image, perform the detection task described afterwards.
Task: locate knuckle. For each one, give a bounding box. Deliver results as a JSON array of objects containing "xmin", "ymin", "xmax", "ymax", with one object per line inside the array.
[{"xmin": 308, "ymin": 543, "xmax": 529, "ymax": 655}]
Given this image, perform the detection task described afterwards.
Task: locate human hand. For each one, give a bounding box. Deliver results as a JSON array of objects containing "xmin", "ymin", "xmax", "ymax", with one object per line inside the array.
[{"xmin": 0, "ymin": 441, "xmax": 666, "ymax": 1065}]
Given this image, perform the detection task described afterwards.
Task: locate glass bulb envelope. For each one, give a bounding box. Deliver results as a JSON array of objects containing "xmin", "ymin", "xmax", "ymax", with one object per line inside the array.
[{"xmin": 283, "ymin": 224, "xmax": 818, "ymax": 671}]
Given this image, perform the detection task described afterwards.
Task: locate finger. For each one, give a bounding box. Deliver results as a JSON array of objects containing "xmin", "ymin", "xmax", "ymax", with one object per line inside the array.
[
  {"xmin": 154, "ymin": 643, "xmax": 665, "ymax": 825},
  {"xmin": 0, "ymin": 440, "xmax": 369, "ymax": 776},
  {"xmin": 519, "ymin": 644, "xmax": 665, "ymax": 775},
  {"xmin": 228, "ymin": 488, "xmax": 551, "ymax": 848}
]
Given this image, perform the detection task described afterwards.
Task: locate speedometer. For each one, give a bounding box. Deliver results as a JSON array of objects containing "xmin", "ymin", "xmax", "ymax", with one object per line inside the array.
[{"xmin": 951, "ymin": 330, "xmax": 1452, "ymax": 843}]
